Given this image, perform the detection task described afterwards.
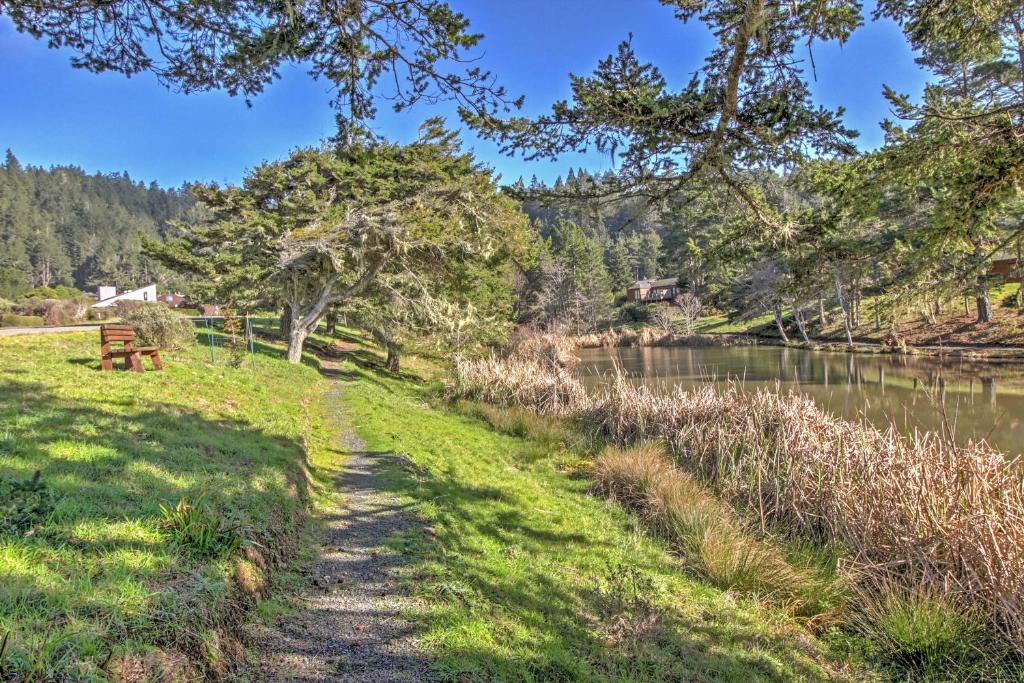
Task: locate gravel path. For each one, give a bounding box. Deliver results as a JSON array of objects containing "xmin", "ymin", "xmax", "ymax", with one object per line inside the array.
[{"xmin": 245, "ymin": 379, "xmax": 431, "ymax": 682}]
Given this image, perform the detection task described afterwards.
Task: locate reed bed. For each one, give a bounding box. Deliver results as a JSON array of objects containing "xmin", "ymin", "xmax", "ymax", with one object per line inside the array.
[
  {"xmin": 450, "ymin": 344, "xmax": 1024, "ymax": 656},
  {"xmin": 577, "ymin": 328, "xmax": 756, "ymax": 348}
]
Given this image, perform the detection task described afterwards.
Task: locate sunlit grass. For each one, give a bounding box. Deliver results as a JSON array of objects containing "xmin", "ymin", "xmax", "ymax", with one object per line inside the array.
[
  {"xmin": 0, "ymin": 330, "xmax": 336, "ymax": 678},
  {"xmin": 338, "ymin": 353, "xmax": 863, "ymax": 681}
]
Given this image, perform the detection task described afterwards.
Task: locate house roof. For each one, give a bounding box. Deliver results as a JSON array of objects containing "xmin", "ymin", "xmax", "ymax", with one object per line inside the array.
[
  {"xmin": 627, "ymin": 277, "xmax": 678, "ymax": 290},
  {"xmin": 91, "ymin": 284, "xmax": 157, "ymax": 308}
]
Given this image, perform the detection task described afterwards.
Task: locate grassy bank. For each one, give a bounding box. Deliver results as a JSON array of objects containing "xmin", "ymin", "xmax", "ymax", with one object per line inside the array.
[
  {"xmin": 718, "ymin": 283, "xmax": 1024, "ymax": 349},
  {"xmin": 333, "ymin": 347, "xmax": 868, "ymax": 681},
  {"xmin": 450, "ymin": 340, "xmax": 1024, "ymax": 677},
  {"xmin": 600, "ymin": 283, "xmax": 1024, "ymax": 353},
  {"xmin": 0, "ymin": 332, "xmax": 338, "ymax": 679}
]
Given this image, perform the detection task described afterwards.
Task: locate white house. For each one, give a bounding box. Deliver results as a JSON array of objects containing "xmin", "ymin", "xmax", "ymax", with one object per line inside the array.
[{"xmin": 91, "ymin": 284, "xmax": 158, "ymax": 308}]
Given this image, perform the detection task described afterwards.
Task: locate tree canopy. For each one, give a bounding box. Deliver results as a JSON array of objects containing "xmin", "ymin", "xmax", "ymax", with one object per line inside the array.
[
  {"xmin": 147, "ymin": 120, "xmax": 533, "ymax": 362},
  {"xmin": 0, "ymin": 0, "xmax": 522, "ymax": 132},
  {"xmin": 0, "ymin": 151, "xmax": 193, "ymax": 298},
  {"xmin": 469, "ymin": 0, "xmax": 862, "ymax": 233}
]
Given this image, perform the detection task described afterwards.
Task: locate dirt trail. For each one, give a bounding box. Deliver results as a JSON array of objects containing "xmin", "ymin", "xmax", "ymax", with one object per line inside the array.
[{"xmin": 245, "ymin": 379, "xmax": 430, "ymax": 681}]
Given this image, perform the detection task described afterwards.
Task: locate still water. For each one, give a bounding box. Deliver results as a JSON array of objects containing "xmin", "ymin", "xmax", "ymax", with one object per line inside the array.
[{"xmin": 576, "ymin": 345, "xmax": 1024, "ymax": 455}]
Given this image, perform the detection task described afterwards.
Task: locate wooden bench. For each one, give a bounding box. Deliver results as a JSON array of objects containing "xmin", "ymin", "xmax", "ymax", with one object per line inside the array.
[{"xmin": 100, "ymin": 324, "xmax": 163, "ymax": 372}]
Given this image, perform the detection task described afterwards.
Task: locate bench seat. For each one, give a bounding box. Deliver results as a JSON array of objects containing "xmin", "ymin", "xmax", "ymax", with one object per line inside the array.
[{"xmin": 100, "ymin": 325, "xmax": 163, "ymax": 371}]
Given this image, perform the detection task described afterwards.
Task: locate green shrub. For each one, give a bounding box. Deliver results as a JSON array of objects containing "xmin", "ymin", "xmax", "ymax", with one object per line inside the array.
[
  {"xmin": 0, "ymin": 471, "xmax": 55, "ymax": 536},
  {"xmin": 853, "ymin": 579, "xmax": 985, "ymax": 676},
  {"xmin": 0, "ymin": 314, "xmax": 45, "ymax": 328},
  {"xmin": 42, "ymin": 297, "xmax": 92, "ymax": 325},
  {"xmin": 117, "ymin": 302, "xmax": 196, "ymax": 350},
  {"xmin": 0, "ymin": 298, "xmax": 12, "ymax": 313},
  {"xmin": 158, "ymin": 497, "xmax": 246, "ymax": 559},
  {"xmin": 619, "ymin": 302, "xmax": 650, "ymax": 324},
  {"xmin": 18, "ymin": 285, "xmax": 81, "ymax": 301}
]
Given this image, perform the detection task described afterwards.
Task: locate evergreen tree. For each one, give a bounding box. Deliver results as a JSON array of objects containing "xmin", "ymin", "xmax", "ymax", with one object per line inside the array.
[
  {"xmin": 605, "ymin": 239, "xmax": 634, "ymax": 292},
  {"xmin": 637, "ymin": 231, "xmax": 663, "ymax": 280},
  {"xmin": 0, "ymin": 155, "xmax": 193, "ymax": 298},
  {"xmin": 148, "ymin": 121, "xmax": 532, "ymax": 363},
  {"xmin": 3, "ymin": 0, "xmax": 519, "ymax": 136}
]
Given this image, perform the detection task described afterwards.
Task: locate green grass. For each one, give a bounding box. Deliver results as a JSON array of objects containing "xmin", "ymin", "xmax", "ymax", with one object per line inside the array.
[
  {"xmin": 0, "ymin": 331, "xmax": 339, "ymax": 679},
  {"xmin": 0, "ymin": 326, "xmax": 890, "ymax": 680},
  {"xmin": 335, "ymin": 351, "xmax": 866, "ymax": 682},
  {"xmin": 695, "ymin": 312, "xmax": 774, "ymax": 334}
]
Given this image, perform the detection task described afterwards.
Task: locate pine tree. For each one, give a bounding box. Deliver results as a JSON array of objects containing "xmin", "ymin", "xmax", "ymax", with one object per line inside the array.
[{"xmin": 605, "ymin": 239, "xmax": 634, "ymax": 293}]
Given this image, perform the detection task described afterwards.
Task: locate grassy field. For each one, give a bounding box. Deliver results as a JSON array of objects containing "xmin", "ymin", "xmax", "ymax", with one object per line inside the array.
[
  {"xmin": 0, "ymin": 331, "xmax": 339, "ymax": 679},
  {"xmin": 334, "ymin": 347, "xmax": 867, "ymax": 681},
  {"xmin": 0, "ymin": 328, "xmax": 894, "ymax": 681}
]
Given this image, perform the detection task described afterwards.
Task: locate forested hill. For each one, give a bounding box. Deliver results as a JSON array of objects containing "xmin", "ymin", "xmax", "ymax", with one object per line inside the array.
[{"xmin": 0, "ymin": 150, "xmax": 194, "ymax": 299}]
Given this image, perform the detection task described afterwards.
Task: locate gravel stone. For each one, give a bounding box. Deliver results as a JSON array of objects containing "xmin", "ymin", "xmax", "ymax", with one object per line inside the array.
[{"xmin": 245, "ymin": 380, "xmax": 432, "ymax": 682}]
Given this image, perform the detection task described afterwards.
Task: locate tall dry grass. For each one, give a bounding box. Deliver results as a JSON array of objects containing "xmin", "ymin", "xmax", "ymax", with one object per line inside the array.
[
  {"xmin": 577, "ymin": 328, "xmax": 755, "ymax": 348},
  {"xmin": 450, "ymin": 340, "xmax": 1024, "ymax": 655},
  {"xmin": 593, "ymin": 443, "xmax": 839, "ymax": 615}
]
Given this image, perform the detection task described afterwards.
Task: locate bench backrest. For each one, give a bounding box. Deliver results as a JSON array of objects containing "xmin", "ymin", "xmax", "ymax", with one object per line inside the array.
[{"xmin": 100, "ymin": 324, "xmax": 135, "ymax": 345}]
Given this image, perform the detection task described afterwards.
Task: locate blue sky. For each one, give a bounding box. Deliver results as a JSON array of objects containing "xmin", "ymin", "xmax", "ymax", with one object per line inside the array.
[{"xmin": 0, "ymin": 1, "xmax": 928, "ymax": 189}]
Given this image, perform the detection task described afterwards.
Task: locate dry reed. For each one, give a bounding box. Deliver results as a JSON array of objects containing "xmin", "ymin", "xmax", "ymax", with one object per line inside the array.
[
  {"xmin": 576, "ymin": 328, "xmax": 756, "ymax": 348},
  {"xmin": 449, "ymin": 337, "xmax": 1024, "ymax": 654},
  {"xmin": 593, "ymin": 443, "xmax": 840, "ymax": 614}
]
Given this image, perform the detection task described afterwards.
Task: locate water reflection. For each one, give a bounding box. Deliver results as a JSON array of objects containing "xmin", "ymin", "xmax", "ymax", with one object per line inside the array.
[{"xmin": 576, "ymin": 346, "xmax": 1024, "ymax": 455}]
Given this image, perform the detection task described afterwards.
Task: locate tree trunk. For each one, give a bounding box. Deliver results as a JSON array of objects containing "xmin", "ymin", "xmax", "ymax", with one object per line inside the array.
[
  {"xmin": 326, "ymin": 311, "xmax": 337, "ymax": 336},
  {"xmin": 818, "ymin": 292, "xmax": 828, "ymax": 326},
  {"xmin": 1017, "ymin": 237, "xmax": 1024, "ymax": 309},
  {"xmin": 793, "ymin": 305, "xmax": 810, "ymax": 343},
  {"xmin": 386, "ymin": 346, "xmax": 401, "ymax": 373},
  {"xmin": 773, "ymin": 304, "xmax": 790, "ymax": 343},
  {"xmin": 834, "ymin": 275, "xmax": 854, "ymax": 346},
  {"xmin": 850, "ymin": 286, "xmax": 861, "ymax": 329},
  {"xmin": 279, "ymin": 304, "xmax": 292, "ymax": 340},
  {"xmin": 286, "ymin": 323, "xmax": 309, "ymax": 364},
  {"xmin": 973, "ymin": 260, "xmax": 994, "ymax": 322},
  {"xmin": 976, "ymin": 293, "xmax": 994, "ymax": 323},
  {"xmin": 923, "ymin": 298, "xmax": 936, "ymax": 325}
]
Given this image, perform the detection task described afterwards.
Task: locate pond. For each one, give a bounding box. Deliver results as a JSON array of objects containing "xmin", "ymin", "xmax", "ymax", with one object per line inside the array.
[{"xmin": 576, "ymin": 345, "xmax": 1024, "ymax": 455}]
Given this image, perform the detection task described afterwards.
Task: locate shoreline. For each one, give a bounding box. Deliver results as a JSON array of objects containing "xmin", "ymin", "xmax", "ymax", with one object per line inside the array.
[{"xmin": 576, "ymin": 327, "xmax": 1024, "ymax": 363}]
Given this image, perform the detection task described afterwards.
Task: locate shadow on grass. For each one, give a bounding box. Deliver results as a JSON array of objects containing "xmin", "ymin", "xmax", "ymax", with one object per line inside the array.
[{"xmin": 0, "ymin": 376, "xmax": 328, "ymax": 675}]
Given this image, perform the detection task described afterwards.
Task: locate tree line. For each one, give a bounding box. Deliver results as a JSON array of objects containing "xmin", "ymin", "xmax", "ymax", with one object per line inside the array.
[
  {"xmin": 0, "ymin": 151, "xmax": 193, "ymax": 299},
  {"xmin": 489, "ymin": 0, "xmax": 1024, "ymax": 339},
  {"xmin": 3, "ymin": 0, "xmax": 1022, "ymax": 352}
]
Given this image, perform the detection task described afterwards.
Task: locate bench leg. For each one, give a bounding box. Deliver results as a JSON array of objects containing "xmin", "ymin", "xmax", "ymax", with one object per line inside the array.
[
  {"xmin": 150, "ymin": 351, "xmax": 164, "ymax": 370},
  {"xmin": 129, "ymin": 351, "xmax": 144, "ymax": 372},
  {"xmin": 101, "ymin": 342, "xmax": 113, "ymax": 371}
]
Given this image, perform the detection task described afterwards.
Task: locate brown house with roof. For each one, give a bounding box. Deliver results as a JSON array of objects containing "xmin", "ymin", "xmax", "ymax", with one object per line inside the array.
[
  {"xmin": 626, "ymin": 277, "xmax": 679, "ymax": 303},
  {"xmin": 989, "ymin": 257, "xmax": 1021, "ymax": 283},
  {"xmin": 158, "ymin": 291, "xmax": 188, "ymax": 308}
]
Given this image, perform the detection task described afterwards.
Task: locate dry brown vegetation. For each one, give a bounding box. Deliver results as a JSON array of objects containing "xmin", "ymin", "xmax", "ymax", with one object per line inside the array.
[
  {"xmin": 577, "ymin": 327, "xmax": 756, "ymax": 348},
  {"xmin": 592, "ymin": 443, "xmax": 843, "ymax": 618},
  {"xmin": 450, "ymin": 333, "xmax": 1024, "ymax": 659}
]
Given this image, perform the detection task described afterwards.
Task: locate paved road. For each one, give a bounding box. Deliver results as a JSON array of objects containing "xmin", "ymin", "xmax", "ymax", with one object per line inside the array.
[{"xmin": 0, "ymin": 325, "xmax": 100, "ymax": 337}]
